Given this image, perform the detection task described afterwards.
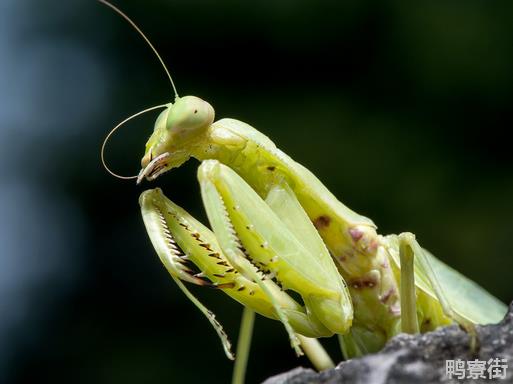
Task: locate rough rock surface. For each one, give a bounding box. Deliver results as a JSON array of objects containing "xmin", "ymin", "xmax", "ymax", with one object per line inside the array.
[{"xmin": 262, "ymin": 302, "xmax": 513, "ymax": 384}]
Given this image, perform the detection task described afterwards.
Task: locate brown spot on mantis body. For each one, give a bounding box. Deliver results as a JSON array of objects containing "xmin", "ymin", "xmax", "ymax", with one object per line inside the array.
[
  {"xmin": 216, "ymin": 282, "xmax": 236, "ymax": 289},
  {"xmin": 348, "ymin": 274, "xmax": 379, "ymax": 290},
  {"xmin": 338, "ymin": 250, "xmax": 355, "ymax": 263},
  {"xmin": 313, "ymin": 215, "xmax": 331, "ymax": 229}
]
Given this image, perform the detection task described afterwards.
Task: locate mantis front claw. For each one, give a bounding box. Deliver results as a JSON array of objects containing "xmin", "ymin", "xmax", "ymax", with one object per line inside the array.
[
  {"xmin": 139, "ymin": 178, "xmax": 341, "ymax": 357},
  {"xmin": 137, "ymin": 152, "xmax": 171, "ymax": 184},
  {"xmin": 139, "ymin": 159, "xmax": 359, "ymax": 359}
]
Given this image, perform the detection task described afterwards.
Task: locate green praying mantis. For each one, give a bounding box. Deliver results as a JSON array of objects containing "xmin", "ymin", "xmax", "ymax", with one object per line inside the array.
[{"xmin": 99, "ymin": 1, "xmax": 508, "ymax": 383}]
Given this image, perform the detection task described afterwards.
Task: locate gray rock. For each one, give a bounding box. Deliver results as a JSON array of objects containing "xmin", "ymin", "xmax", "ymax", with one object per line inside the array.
[{"xmin": 262, "ymin": 302, "xmax": 513, "ymax": 384}]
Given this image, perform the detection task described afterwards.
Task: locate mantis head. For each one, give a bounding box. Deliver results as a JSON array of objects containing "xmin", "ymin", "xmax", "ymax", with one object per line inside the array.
[
  {"xmin": 137, "ymin": 96, "xmax": 215, "ymax": 183},
  {"xmin": 99, "ymin": 1, "xmax": 216, "ymax": 184}
]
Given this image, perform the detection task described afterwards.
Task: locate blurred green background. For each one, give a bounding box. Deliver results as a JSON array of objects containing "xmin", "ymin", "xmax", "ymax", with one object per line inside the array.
[{"xmin": 1, "ymin": 0, "xmax": 512, "ymax": 383}]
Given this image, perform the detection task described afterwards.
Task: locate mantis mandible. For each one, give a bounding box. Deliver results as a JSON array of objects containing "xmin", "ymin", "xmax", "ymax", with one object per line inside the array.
[{"xmin": 99, "ymin": 1, "xmax": 508, "ymax": 382}]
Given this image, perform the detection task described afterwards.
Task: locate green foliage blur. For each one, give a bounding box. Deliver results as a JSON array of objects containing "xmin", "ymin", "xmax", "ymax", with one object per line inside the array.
[{"xmin": 2, "ymin": 0, "xmax": 512, "ymax": 383}]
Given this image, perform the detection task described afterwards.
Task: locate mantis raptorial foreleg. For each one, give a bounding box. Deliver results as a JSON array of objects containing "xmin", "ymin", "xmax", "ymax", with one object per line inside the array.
[
  {"xmin": 139, "ymin": 164, "xmax": 341, "ymax": 373},
  {"xmin": 139, "ymin": 188, "xmax": 332, "ymax": 338}
]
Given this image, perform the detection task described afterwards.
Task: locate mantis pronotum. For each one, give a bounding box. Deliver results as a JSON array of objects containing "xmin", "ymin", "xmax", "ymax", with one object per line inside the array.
[{"xmin": 99, "ymin": 1, "xmax": 508, "ymax": 383}]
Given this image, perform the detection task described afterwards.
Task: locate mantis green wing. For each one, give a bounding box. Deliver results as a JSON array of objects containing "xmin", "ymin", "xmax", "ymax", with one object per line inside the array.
[
  {"xmin": 418, "ymin": 250, "xmax": 506, "ymax": 324},
  {"xmin": 387, "ymin": 235, "xmax": 507, "ymax": 325}
]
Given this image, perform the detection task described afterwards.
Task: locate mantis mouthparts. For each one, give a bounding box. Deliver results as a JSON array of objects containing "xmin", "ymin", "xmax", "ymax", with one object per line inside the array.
[{"xmin": 137, "ymin": 152, "xmax": 170, "ymax": 184}]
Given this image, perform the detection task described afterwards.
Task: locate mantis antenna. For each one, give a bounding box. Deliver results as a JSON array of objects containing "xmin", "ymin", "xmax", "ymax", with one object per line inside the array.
[
  {"xmin": 98, "ymin": 0, "xmax": 179, "ymax": 179},
  {"xmin": 101, "ymin": 104, "xmax": 168, "ymax": 180},
  {"xmin": 98, "ymin": 0, "xmax": 179, "ymax": 98}
]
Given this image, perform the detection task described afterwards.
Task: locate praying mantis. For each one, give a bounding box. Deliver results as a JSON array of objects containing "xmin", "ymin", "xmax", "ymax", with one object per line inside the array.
[{"xmin": 99, "ymin": 1, "xmax": 508, "ymax": 383}]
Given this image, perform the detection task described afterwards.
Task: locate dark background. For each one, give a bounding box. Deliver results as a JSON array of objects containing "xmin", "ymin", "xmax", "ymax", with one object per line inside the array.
[{"xmin": 1, "ymin": 0, "xmax": 512, "ymax": 383}]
